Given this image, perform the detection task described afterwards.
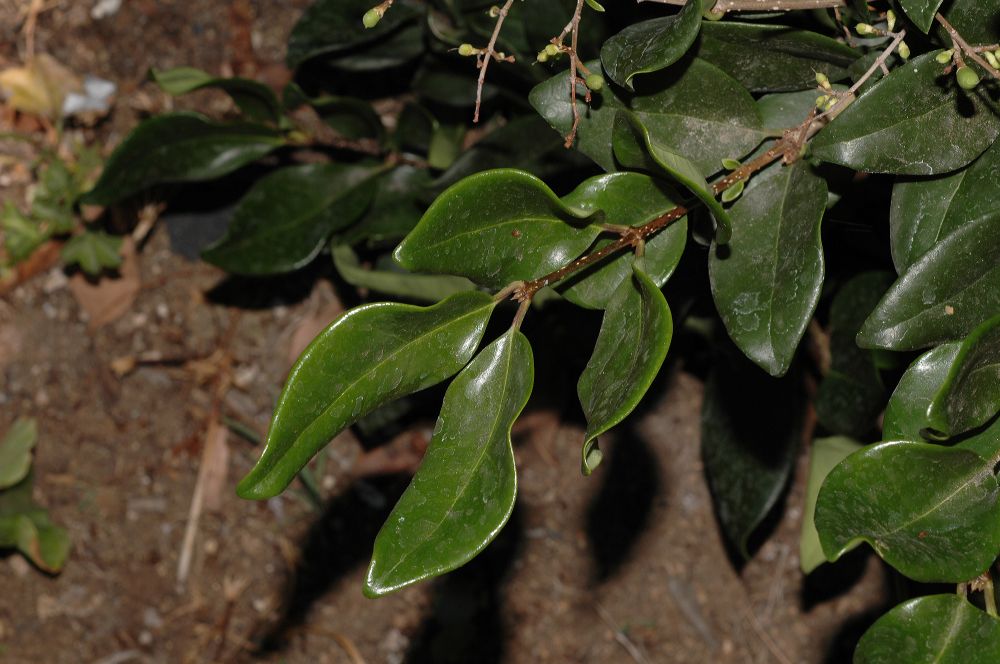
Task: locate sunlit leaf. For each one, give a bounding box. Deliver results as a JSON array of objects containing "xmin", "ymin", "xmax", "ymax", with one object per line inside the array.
[{"xmin": 0, "ymin": 418, "xmax": 37, "ymax": 490}]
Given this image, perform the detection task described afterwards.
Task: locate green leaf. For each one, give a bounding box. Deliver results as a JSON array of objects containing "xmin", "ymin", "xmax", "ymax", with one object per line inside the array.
[
  {"xmin": 757, "ymin": 86, "xmax": 848, "ymax": 131},
  {"xmin": 80, "ymin": 113, "xmax": 284, "ymax": 206},
  {"xmin": 815, "ymin": 441, "xmax": 1000, "ymax": 582},
  {"xmin": 800, "ymin": 436, "xmax": 863, "ymax": 574},
  {"xmin": 307, "ymin": 94, "xmax": 386, "ymax": 143},
  {"xmin": 883, "ymin": 343, "xmax": 961, "ymax": 441},
  {"xmin": 61, "ymin": 231, "xmax": 123, "ymax": 276},
  {"xmin": 926, "ymin": 314, "xmax": 1000, "ymax": 437},
  {"xmin": 890, "ymin": 140, "xmax": 1000, "ymax": 272},
  {"xmin": 612, "ymin": 110, "xmax": 732, "ymax": 244},
  {"xmin": 414, "ymin": 62, "xmax": 499, "ymax": 108},
  {"xmin": 855, "ymin": 595, "xmax": 1000, "ymax": 664},
  {"xmin": 578, "ymin": 262, "xmax": 672, "ymax": 475},
  {"xmin": 1, "ymin": 202, "xmax": 46, "ymax": 262},
  {"xmin": 858, "ymin": 213, "xmax": 1000, "ymax": 351},
  {"xmin": 237, "ymin": 291, "xmax": 497, "ymax": 499},
  {"xmin": 31, "ymin": 158, "xmax": 78, "ymax": 234},
  {"xmin": 321, "ymin": 24, "xmax": 424, "ymax": 72},
  {"xmin": 394, "ymin": 169, "xmax": 600, "ymax": 289},
  {"xmin": 599, "ymin": 0, "xmax": 702, "ymax": 90},
  {"xmin": 559, "ymin": 173, "xmax": 687, "ymax": 309},
  {"xmin": 810, "ymin": 52, "xmax": 1000, "ymax": 175},
  {"xmin": 285, "ymin": 0, "xmax": 420, "ymax": 69},
  {"xmin": 149, "ymin": 67, "xmax": 282, "ymax": 123},
  {"xmin": 332, "ymin": 244, "xmax": 475, "ymax": 302},
  {"xmin": 0, "ymin": 418, "xmax": 37, "ymax": 490},
  {"xmin": 0, "ymin": 474, "xmax": 70, "ymax": 573},
  {"xmin": 709, "ymin": 162, "xmax": 826, "ymax": 376},
  {"xmin": 815, "ymin": 272, "xmax": 893, "ymax": 437},
  {"xmin": 702, "ymin": 356, "xmax": 803, "ymax": 558},
  {"xmin": 338, "ymin": 166, "xmax": 432, "ymax": 247},
  {"xmin": 529, "ymin": 58, "xmax": 765, "ymax": 175},
  {"xmin": 365, "ymin": 329, "xmax": 533, "ymax": 596},
  {"xmin": 931, "ymin": 0, "xmax": 1000, "ymax": 44},
  {"xmin": 694, "ymin": 22, "xmax": 860, "ymax": 93},
  {"xmin": 202, "ymin": 164, "xmax": 379, "ymax": 275},
  {"xmin": 897, "ymin": 0, "xmax": 946, "ymax": 33}
]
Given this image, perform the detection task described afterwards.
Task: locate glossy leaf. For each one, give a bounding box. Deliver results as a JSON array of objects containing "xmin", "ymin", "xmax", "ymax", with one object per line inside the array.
[
  {"xmin": 600, "ymin": 0, "xmax": 701, "ymax": 90},
  {"xmin": 883, "ymin": 343, "xmax": 961, "ymax": 441},
  {"xmin": 578, "ymin": 262, "xmax": 672, "ymax": 475},
  {"xmin": 815, "ymin": 272, "xmax": 893, "ymax": 437},
  {"xmin": 926, "ymin": 314, "xmax": 1000, "ymax": 437},
  {"xmin": 80, "ymin": 113, "xmax": 284, "ymax": 206},
  {"xmin": 559, "ymin": 173, "xmax": 687, "ymax": 309},
  {"xmin": 365, "ymin": 329, "xmax": 533, "ymax": 596},
  {"xmin": 202, "ymin": 164, "xmax": 379, "ymax": 275},
  {"xmin": 815, "ymin": 440, "xmax": 1000, "ymax": 582},
  {"xmin": 612, "ymin": 111, "xmax": 732, "ymax": 244},
  {"xmin": 890, "ymin": 140, "xmax": 1000, "ymax": 272},
  {"xmin": 529, "ymin": 58, "xmax": 766, "ymax": 175},
  {"xmin": 709, "ymin": 161, "xmax": 826, "ymax": 377},
  {"xmin": 237, "ymin": 291, "xmax": 497, "ymax": 499},
  {"xmin": 286, "ymin": 0, "xmax": 420, "ymax": 68},
  {"xmin": 394, "ymin": 169, "xmax": 600, "ymax": 289},
  {"xmin": 694, "ymin": 22, "xmax": 860, "ymax": 92},
  {"xmin": 800, "ymin": 436, "xmax": 863, "ymax": 574},
  {"xmin": 0, "ymin": 473, "xmax": 70, "ymax": 573},
  {"xmin": 855, "ymin": 595, "xmax": 1000, "ymax": 664},
  {"xmin": 898, "ymin": 0, "xmax": 946, "ymax": 33},
  {"xmin": 810, "ymin": 52, "xmax": 1000, "ymax": 175},
  {"xmin": 931, "ymin": 0, "xmax": 1000, "ymax": 45},
  {"xmin": 858, "ymin": 213, "xmax": 1000, "ymax": 351},
  {"xmin": 61, "ymin": 231, "xmax": 123, "ymax": 276},
  {"xmin": 331, "ymin": 245, "xmax": 475, "ymax": 302},
  {"xmin": 0, "ymin": 418, "xmax": 37, "ymax": 490},
  {"xmin": 702, "ymin": 356, "xmax": 803, "ymax": 558},
  {"xmin": 338, "ymin": 166, "xmax": 432, "ymax": 247},
  {"xmin": 149, "ymin": 67, "xmax": 282, "ymax": 123}
]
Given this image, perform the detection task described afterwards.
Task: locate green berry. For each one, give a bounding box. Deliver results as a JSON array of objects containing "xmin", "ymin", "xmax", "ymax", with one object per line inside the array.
[
  {"xmin": 936, "ymin": 50, "xmax": 954, "ymax": 64},
  {"xmin": 898, "ymin": 41, "xmax": 910, "ymax": 61},
  {"xmin": 458, "ymin": 43, "xmax": 475, "ymax": 57},
  {"xmin": 584, "ymin": 73, "xmax": 604, "ymax": 92},
  {"xmin": 544, "ymin": 44, "xmax": 560, "ymax": 57},
  {"xmin": 855, "ymin": 23, "xmax": 875, "ymax": 36},
  {"xmin": 536, "ymin": 50, "xmax": 549, "ymax": 63},
  {"xmin": 362, "ymin": 7, "xmax": 381, "ymax": 29},
  {"xmin": 956, "ymin": 65, "xmax": 980, "ymax": 90}
]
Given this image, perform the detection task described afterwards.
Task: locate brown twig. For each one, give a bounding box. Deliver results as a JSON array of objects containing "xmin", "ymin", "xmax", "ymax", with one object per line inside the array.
[
  {"xmin": 646, "ymin": 0, "xmax": 845, "ymax": 8},
  {"xmin": 474, "ymin": 0, "xmax": 517, "ymax": 123},
  {"xmin": 936, "ymin": 13, "xmax": 1000, "ymax": 81}
]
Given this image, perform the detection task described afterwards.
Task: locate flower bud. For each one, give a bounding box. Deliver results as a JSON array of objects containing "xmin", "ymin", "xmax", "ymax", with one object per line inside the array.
[
  {"xmin": 458, "ymin": 43, "xmax": 476, "ymax": 57},
  {"xmin": 855, "ymin": 23, "xmax": 875, "ymax": 36},
  {"xmin": 362, "ymin": 7, "xmax": 382, "ymax": 29}
]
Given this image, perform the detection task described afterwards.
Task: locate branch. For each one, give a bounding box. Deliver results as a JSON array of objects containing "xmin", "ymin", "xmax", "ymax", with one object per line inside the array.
[
  {"xmin": 936, "ymin": 13, "xmax": 1000, "ymax": 81},
  {"xmin": 474, "ymin": 0, "xmax": 517, "ymax": 123}
]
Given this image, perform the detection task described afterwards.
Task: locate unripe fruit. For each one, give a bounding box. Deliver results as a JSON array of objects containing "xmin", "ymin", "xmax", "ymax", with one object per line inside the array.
[
  {"xmin": 458, "ymin": 43, "xmax": 475, "ymax": 57},
  {"xmin": 936, "ymin": 50, "xmax": 954, "ymax": 64},
  {"xmin": 544, "ymin": 44, "xmax": 560, "ymax": 57},
  {"xmin": 362, "ymin": 8, "xmax": 381, "ymax": 29},
  {"xmin": 986, "ymin": 51, "xmax": 1000, "ymax": 69},
  {"xmin": 855, "ymin": 23, "xmax": 875, "ymax": 36},
  {"xmin": 898, "ymin": 41, "xmax": 910, "ymax": 61},
  {"xmin": 956, "ymin": 65, "xmax": 980, "ymax": 90},
  {"xmin": 585, "ymin": 73, "xmax": 604, "ymax": 91},
  {"xmin": 536, "ymin": 51, "xmax": 549, "ymax": 63}
]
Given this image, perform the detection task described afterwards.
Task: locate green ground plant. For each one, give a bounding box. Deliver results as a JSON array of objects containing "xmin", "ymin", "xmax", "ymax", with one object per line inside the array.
[{"xmin": 77, "ymin": 0, "xmax": 1000, "ymax": 660}]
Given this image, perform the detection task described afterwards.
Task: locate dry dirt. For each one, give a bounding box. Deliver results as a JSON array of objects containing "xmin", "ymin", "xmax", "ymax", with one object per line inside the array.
[{"xmin": 0, "ymin": 2, "xmax": 891, "ymax": 663}]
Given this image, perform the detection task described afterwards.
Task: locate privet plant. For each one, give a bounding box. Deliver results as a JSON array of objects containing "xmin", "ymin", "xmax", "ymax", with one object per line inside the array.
[{"xmin": 80, "ymin": 0, "xmax": 1000, "ymax": 659}]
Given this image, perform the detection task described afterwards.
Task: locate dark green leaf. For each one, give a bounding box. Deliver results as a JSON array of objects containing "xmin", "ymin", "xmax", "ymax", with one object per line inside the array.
[
  {"xmin": 529, "ymin": 58, "xmax": 765, "ymax": 175},
  {"xmin": 414, "ymin": 62, "xmax": 499, "ymax": 108},
  {"xmin": 338, "ymin": 166, "xmax": 432, "ymax": 247},
  {"xmin": 709, "ymin": 162, "xmax": 826, "ymax": 377},
  {"xmin": 365, "ymin": 329, "xmax": 533, "ymax": 596},
  {"xmin": 61, "ymin": 231, "xmax": 123, "ymax": 276},
  {"xmin": 600, "ymin": 0, "xmax": 701, "ymax": 90},
  {"xmin": 855, "ymin": 595, "xmax": 1000, "ymax": 664},
  {"xmin": 702, "ymin": 356, "xmax": 803, "ymax": 558},
  {"xmin": 695, "ymin": 22, "xmax": 860, "ymax": 92},
  {"xmin": 149, "ymin": 67, "xmax": 282, "ymax": 123},
  {"xmin": 613, "ymin": 110, "xmax": 732, "ymax": 244},
  {"xmin": 800, "ymin": 436, "xmax": 863, "ymax": 574},
  {"xmin": 897, "ymin": 0, "xmax": 946, "ymax": 33},
  {"xmin": 890, "ymin": 140, "xmax": 1000, "ymax": 272},
  {"xmin": 322, "ymin": 24, "xmax": 425, "ymax": 72},
  {"xmin": 309, "ymin": 95, "xmax": 386, "ymax": 142},
  {"xmin": 926, "ymin": 314, "xmax": 1000, "ymax": 437},
  {"xmin": 394, "ymin": 169, "xmax": 600, "ymax": 289},
  {"xmin": 815, "ymin": 272, "xmax": 893, "ymax": 437},
  {"xmin": 332, "ymin": 244, "xmax": 475, "ymax": 302},
  {"xmin": 931, "ymin": 0, "xmax": 1000, "ymax": 45},
  {"xmin": 858, "ymin": 213, "xmax": 1000, "ymax": 351},
  {"xmin": 80, "ymin": 113, "xmax": 284, "ymax": 206},
  {"xmin": 236, "ymin": 291, "xmax": 497, "ymax": 499},
  {"xmin": 427, "ymin": 124, "xmax": 465, "ymax": 170},
  {"xmin": 286, "ymin": 0, "xmax": 420, "ymax": 68},
  {"xmin": 578, "ymin": 262, "xmax": 672, "ymax": 475},
  {"xmin": 559, "ymin": 173, "xmax": 687, "ymax": 309},
  {"xmin": 815, "ymin": 440, "xmax": 1000, "ymax": 581},
  {"xmin": 810, "ymin": 52, "xmax": 1000, "ymax": 175},
  {"xmin": 757, "ymin": 86, "xmax": 847, "ymax": 131},
  {"xmin": 202, "ymin": 164, "xmax": 379, "ymax": 275},
  {"xmin": 0, "ymin": 418, "xmax": 37, "ymax": 490},
  {"xmin": 884, "ymin": 343, "xmax": 961, "ymax": 441}
]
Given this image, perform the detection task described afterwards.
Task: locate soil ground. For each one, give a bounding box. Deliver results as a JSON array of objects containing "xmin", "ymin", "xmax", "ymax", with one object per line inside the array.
[{"xmin": 0, "ymin": 2, "xmax": 890, "ymax": 663}]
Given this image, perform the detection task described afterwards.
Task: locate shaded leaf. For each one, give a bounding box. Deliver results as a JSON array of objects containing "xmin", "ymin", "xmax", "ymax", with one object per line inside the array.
[
  {"xmin": 61, "ymin": 231, "xmax": 123, "ymax": 276},
  {"xmin": 815, "ymin": 440, "xmax": 1000, "ymax": 582},
  {"xmin": 150, "ymin": 67, "xmax": 282, "ymax": 123},
  {"xmin": 365, "ymin": 329, "xmax": 533, "ymax": 596},
  {"xmin": 890, "ymin": 140, "xmax": 1000, "ymax": 272},
  {"xmin": 800, "ymin": 436, "xmax": 863, "ymax": 574},
  {"xmin": 81, "ymin": 113, "xmax": 284, "ymax": 206},
  {"xmin": 931, "ymin": 0, "xmax": 1000, "ymax": 45},
  {"xmin": 858, "ymin": 213, "xmax": 1000, "ymax": 351},
  {"xmin": 0, "ymin": 418, "xmax": 37, "ymax": 490},
  {"xmin": 332, "ymin": 244, "xmax": 475, "ymax": 302},
  {"xmin": 578, "ymin": 262, "xmax": 672, "ymax": 475},
  {"xmin": 394, "ymin": 169, "xmax": 600, "ymax": 289},
  {"xmin": 0, "ymin": 473, "xmax": 70, "ymax": 573},
  {"xmin": 321, "ymin": 24, "xmax": 425, "ymax": 72},
  {"xmin": 237, "ymin": 291, "xmax": 497, "ymax": 499},
  {"xmin": 202, "ymin": 163, "xmax": 379, "ymax": 275},
  {"xmin": 810, "ymin": 52, "xmax": 1000, "ymax": 175},
  {"xmin": 926, "ymin": 314, "xmax": 1000, "ymax": 437},
  {"xmin": 855, "ymin": 595, "xmax": 1000, "ymax": 664},
  {"xmin": 286, "ymin": 0, "xmax": 420, "ymax": 68},
  {"xmin": 883, "ymin": 343, "xmax": 960, "ymax": 441},
  {"xmin": 709, "ymin": 162, "xmax": 826, "ymax": 377},
  {"xmin": 559, "ymin": 173, "xmax": 687, "ymax": 309},
  {"xmin": 1, "ymin": 203, "xmax": 46, "ymax": 262},
  {"xmin": 897, "ymin": 0, "xmax": 946, "ymax": 33},
  {"xmin": 600, "ymin": 0, "xmax": 701, "ymax": 90},
  {"xmin": 338, "ymin": 166, "xmax": 432, "ymax": 247}
]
